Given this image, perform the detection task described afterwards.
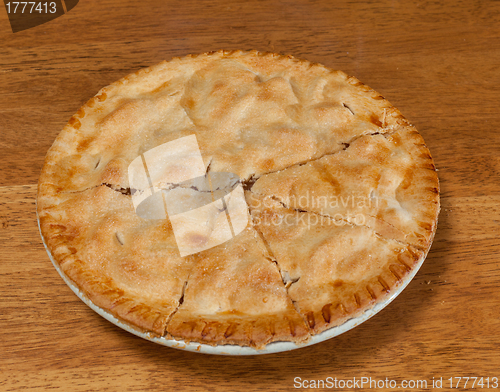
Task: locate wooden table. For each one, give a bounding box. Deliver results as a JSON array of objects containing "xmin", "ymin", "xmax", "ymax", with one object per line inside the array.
[{"xmin": 1, "ymin": 0, "xmax": 499, "ymax": 390}]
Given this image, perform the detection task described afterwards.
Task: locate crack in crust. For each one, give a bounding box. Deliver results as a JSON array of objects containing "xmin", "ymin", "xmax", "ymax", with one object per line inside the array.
[
  {"xmin": 248, "ymin": 214, "xmax": 313, "ymax": 335},
  {"xmin": 242, "ymin": 129, "xmax": 395, "ymax": 184}
]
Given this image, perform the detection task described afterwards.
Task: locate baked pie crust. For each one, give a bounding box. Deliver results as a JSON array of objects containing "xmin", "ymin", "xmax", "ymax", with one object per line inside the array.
[{"xmin": 37, "ymin": 50, "xmax": 439, "ymax": 349}]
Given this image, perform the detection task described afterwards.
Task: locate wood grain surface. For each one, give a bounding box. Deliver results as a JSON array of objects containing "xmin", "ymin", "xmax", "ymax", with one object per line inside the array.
[{"xmin": 1, "ymin": 0, "xmax": 500, "ymax": 390}]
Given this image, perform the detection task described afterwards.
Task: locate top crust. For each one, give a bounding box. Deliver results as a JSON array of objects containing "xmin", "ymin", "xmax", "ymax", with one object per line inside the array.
[
  {"xmin": 37, "ymin": 50, "xmax": 408, "ymax": 195},
  {"xmin": 37, "ymin": 50, "xmax": 439, "ymax": 348},
  {"xmin": 251, "ymin": 126, "xmax": 440, "ymax": 250}
]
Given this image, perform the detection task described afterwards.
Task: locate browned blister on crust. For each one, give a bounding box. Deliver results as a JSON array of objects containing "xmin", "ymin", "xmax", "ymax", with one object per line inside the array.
[{"xmin": 38, "ymin": 50, "xmax": 439, "ymax": 348}]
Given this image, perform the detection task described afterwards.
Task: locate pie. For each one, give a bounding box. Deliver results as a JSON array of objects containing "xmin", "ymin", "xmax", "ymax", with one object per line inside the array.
[{"xmin": 37, "ymin": 50, "xmax": 440, "ymax": 349}]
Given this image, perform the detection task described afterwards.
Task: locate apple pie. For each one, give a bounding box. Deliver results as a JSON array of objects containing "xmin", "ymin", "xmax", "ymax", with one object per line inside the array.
[{"xmin": 37, "ymin": 50, "xmax": 439, "ymax": 349}]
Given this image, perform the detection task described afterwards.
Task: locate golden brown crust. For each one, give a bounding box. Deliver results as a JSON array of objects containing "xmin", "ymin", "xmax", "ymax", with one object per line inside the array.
[
  {"xmin": 37, "ymin": 50, "xmax": 409, "ymax": 193},
  {"xmin": 251, "ymin": 125, "xmax": 440, "ymax": 250},
  {"xmin": 38, "ymin": 185, "xmax": 195, "ymax": 335},
  {"xmin": 38, "ymin": 50, "xmax": 439, "ymax": 348},
  {"xmin": 246, "ymin": 192, "xmax": 425, "ymax": 334},
  {"xmin": 167, "ymin": 226, "xmax": 309, "ymax": 348}
]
